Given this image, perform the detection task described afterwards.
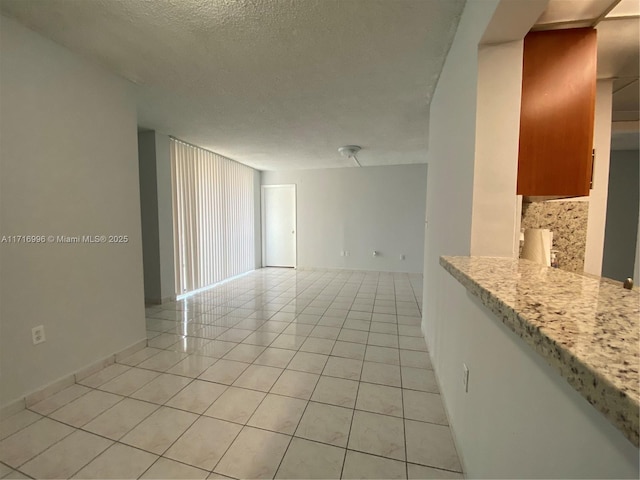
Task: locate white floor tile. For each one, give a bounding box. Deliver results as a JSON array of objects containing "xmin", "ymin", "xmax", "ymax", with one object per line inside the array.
[
  {"xmin": 215, "ymin": 328, "xmax": 252, "ymax": 343},
  {"xmin": 148, "ymin": 333, "xmax": 181, "ymax": 350},
  {"xmin": 0, "ymin": 410, "xmax": 42, "ymax": 441},
  {"xmin": 71, "ymin": 443, "xmax": 157, "ymax": 479},
  {"xmin": 287, "ymin": 352, "xmax": 329, "ymax": 374},
  {"xmin": 322, "ymin": 357, "xmax": 362, "ymax": 380},
  {"xmin": 403, "ymin": 390, "xmax": 448, "ymax": 425},
  {"xmin": 29, "ymin": 385, "xmax": 91, "ymax": 416},
  {"xmin": 365, "ymin": 345, "xmax": 400, "ymax": 365},
  {"xmin": 337, "ymin": 329, "xmax": 369, "ymax": 344},
  {"xmin": 405, "ymin": 419, "xmax": 461, "ymax": 472},
  {"xmin": 361, "ymin": 361, "xmax": 402, "ymax": 387},
  {"xmin": 77, "ymin": 364, "xmax": 130, "ymax": 388},
  {"xmin": 130, "ymin": 373, "xmax": 191, "ymax": 404},
  {"xmin": 137, "ymin": 350, "xmax": 189, "ymax": 372},
  {"xmin": 120, "ymin": 406, "xmax": 197, "ymax": 455},
  {"xmin": 198, "ymin": 359, "xmax": 249, "ymax": 385},
  {"xmin": 164, "ymin": 416, "xmax": 241, "ymax": 471},
  {"xmin": 331, "ymin": 341, "xmax": 366, "ymax": 360},
  {"xmin": 140, "ymin": 457, "xmax": 209, "ymax": 479},
  {"xmin": 295, "ymin": 401, "xmax": 352, "ymax": 447},
  {"xmin": 232, "ymin": 364, "xmax": 283, "ymax": 392},
  {"xmin": 400, "ymin": 350, "xmax": 432, "ymax": 369},
  {"xmin": 254, "ymin": 347, "xmax": 296, "ymax": 368},
  {"xmin": 203, "ymin": 387, "xmax": 266, "ymax": 424},
  {"xmin": 407, "ymin": 463, "xmax": 463, "ymax": 479},
  {"xmin": 49, "ymin": 390, "xmax": 123, "ymax": 428},
  {"xmin": 356, "ymin": 382, "xmax": 404, "ymax": 417},
  {"xmin": 282, "ymin": 323, "xmax": 315, "ymax": 336},
  {"xmin": 20, "ymin": 430, "xmax": 112, "ymax": 479},
  {"xmin": 299, "ymin": 337, "xmax": 336, "ymax": 354},
  {"xmin": 196, "ymin": 325, "xmax": 229, "ymax": 340},
  {"xmin": 2, "ymin": 468, "xmax": 30, "ymax": 479},
  {"xmin": 214, "ymin": 426, "xmax": 290, "ymax": 480},
  {"xmin": 348, "ymin": 410, "xmax": 405, "ymax": 461},
  {"xmin": 83, "ymin": 398, "xmax": 158, "ymax": 440},
  {"xmin": 166, "ymin": 355, "xmax": 217, "ymax": 378},
  {"xmin": 309, "ymin": 325, "xmax": 341, "ymax": 340},
  {"xmin": 117, "ymin": 347, "xmax": 163, "ymax": 366},
  {"xmin": 270, "ymin": 370, "xmax": 319, "ymax": 400},
  {"xmin": 276, "ymin": 437, "xmax": 345, "ymax": 479},
  {"xmin": 223, "ymin": 343, "xmax": 266, "ymax": 363},
  {"xmin": 370, "ymin": 322, "xmax": 399, "ymax": 335},
  {"xmin": 398, "ymin": 325, "xmax": 423, "ymax": 337},
  {"xmin": 271, "ymin": 334, "xmax": 307, "ymax": 350},
  {"xmin": 368, "ymin": 333, "xmax": 399, "ymax": 348},
  {"xmin": 399, "ymin": 336, "xmax": 428, "ymax": 351},
  {"xmin": 0, "ymin": 418, "xmax": 74, "ymax": 468},
  {"xmin": 98, "ymin": 367, "xmax": 160, "ymax": 396},
  {"xmin": 342, "ymin": 450, "xmax": 407, "ymax": 479},
  {"xmin": 242, "ymin": 331, "xmax": 280, "ymax": 346},
  {"xmin": 247, "ymin": 394, "xmax": 307, "ymax": 435},
  {"xmin": 165, "ymin": 380, "xmax": 227, "ymax": 414},
  {"xmin": 311, "ymin": 376, "xmax": 359, "ymax": 408},
  {"xmin": 0, "ymin": 462, "xmax": 12, "ymax": 477},
  {"xmin": 401, "ymin": 367, "xmax": 439, "ymax": 393},
  {"xmin": 195, "ymin": 340, "xmax": 237, "ymax": 358}
]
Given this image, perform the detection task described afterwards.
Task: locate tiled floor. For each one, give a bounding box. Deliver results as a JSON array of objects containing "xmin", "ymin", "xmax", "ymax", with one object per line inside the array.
[{"xmin": 0, "ymin": 268, "xmax": 463, "ymax": 479}]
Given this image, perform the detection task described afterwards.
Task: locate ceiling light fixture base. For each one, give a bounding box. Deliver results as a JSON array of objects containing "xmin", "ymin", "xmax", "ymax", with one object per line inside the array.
[
  {"xmin": 338, "ymin": 145, "xmax": 362, "ymax": 158},
  {"xmin": 338, "ymin": 145, "xmax": 362, "ymax": 167}
]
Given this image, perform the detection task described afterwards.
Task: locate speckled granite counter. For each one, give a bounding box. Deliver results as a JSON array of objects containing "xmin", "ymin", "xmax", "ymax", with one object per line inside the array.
[{"xmin": 440, "ymin": 256, "xmax": 640, "ymax": 447}]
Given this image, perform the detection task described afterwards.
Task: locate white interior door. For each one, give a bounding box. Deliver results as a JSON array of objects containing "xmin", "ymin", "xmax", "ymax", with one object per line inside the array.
[{"xmin": 262, "ymin": 185, "xmax": 296, "ymax": 267}]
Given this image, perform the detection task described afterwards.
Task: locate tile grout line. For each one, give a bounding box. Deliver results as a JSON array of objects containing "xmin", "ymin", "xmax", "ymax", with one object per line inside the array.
[{"xmin": 397, "ymin": 278, "xmax": 411, "ymax": 480}]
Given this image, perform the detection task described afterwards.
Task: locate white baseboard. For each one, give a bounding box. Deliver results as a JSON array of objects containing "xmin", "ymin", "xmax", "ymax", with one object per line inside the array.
[{"xmin": 2, "ymin": 337, "xmax": 147, "ymax": 415}]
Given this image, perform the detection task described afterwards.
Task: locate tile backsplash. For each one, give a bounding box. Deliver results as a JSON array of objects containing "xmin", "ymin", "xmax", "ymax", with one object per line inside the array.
[{"xmin": 520, "ymin": 200, "xmax": 589, "ymax": 273}]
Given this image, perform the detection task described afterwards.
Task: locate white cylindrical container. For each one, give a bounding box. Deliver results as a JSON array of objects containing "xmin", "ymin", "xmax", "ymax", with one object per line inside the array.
[{"xmin": 521, "ymin": 228, "xmax": 552, "ymax": 266}]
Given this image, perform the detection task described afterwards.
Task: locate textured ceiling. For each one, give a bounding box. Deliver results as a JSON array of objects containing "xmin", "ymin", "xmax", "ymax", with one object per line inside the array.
[{"xmin": 0, "ymin": 0, "xmax": 466, "ymax": 170}]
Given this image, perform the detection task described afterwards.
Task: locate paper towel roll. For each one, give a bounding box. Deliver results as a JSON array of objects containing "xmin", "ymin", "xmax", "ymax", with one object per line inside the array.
[{"xmin": 522, "ymin": 228, "xmax": 552, "ymax": 266}]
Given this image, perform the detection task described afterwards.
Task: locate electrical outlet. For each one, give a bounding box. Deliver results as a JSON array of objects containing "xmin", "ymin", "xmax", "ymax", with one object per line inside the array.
[
  {"xmin": 32, "ymin": 325, "xmax": 46, "ymax": 345},
  {"xmin": 462, "ymin": 363, "xmax": 469, "ymax": 392},
  {"xmin": 340, "ymin": 251, "xmax": 345, "ymax": 257}
]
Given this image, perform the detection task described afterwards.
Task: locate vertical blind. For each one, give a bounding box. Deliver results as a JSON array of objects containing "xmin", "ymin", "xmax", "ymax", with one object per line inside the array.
[{"xmin": 170, "ymin": 138, "xmax": 255, "ymax": 295}]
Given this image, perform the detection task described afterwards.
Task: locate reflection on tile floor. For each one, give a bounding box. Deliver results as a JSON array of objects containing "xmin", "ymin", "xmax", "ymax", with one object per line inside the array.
[{"xmin": 0, "ymin": 268, "xmax": 463, "ymax": 479}]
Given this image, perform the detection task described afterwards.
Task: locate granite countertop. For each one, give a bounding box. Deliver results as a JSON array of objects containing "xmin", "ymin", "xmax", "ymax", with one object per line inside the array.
[{"xmin": 440, "ymin": 256, "xmax": 640, "ymax": 447}]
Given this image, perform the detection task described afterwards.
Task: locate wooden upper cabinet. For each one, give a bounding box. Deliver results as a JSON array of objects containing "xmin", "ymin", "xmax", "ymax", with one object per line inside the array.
[{"xmin": 516, "ymin": 28, "xmax": 597, "ymax": 197}]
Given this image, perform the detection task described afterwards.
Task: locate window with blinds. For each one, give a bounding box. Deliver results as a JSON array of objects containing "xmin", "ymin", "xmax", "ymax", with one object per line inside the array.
[{"xmin": 170, "ymin": 138, "xmax": 255, "ymax": 295}]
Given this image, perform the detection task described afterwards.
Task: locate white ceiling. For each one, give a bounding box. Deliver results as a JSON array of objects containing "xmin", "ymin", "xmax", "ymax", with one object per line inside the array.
[{"xmin": 0, "ymin": 0, "xmax": 466, "ymax": 170}]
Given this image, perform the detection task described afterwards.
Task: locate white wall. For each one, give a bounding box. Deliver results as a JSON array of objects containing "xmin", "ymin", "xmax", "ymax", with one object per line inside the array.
[
  {"xmin": 584, "ymin": 80, "xmax": 613, "ymax": 275},
  {"xmin": 470, "ymin": 40, "xmax": 524, "ymax": 258},
  {"xmin": 602, "ymin": 150, "xmax": 640, "ymax": 281},
  {"xmin": 138, "ymin": 131, "xmax": 162, "ymax": 301},
  {"xmin": 262, "ymin": 164, "xmax": 427, "ymax": 273},
  {"xmin": 422, "ymin": 1, "xmax": 637, "ymax": 477},
  {"xmin": 138, "ymin": 130, "xmax": 176, "ymax": 304},
  {"xmin": 438, "ymin": 273, "xmax": 639, "ymax": 478},
  {"xmin": 0, "ymin": 16, "xmax": 146, "ymax": 406},
  {"xmin": 155, "ymin": 133, "xmax": 176, "ymax": 301}
]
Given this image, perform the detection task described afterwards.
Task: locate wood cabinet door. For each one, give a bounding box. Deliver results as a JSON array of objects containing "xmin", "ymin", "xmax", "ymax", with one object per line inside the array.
[{"xmin": 516, "ymin": 28, "xmax": 597, "ymax": 197}]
